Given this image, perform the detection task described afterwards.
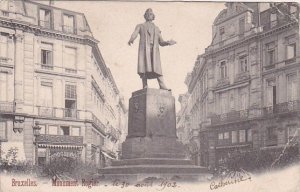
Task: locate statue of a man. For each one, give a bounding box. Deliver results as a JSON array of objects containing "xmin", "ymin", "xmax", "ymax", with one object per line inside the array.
[{"xmin": 128, "ymin": 8, "xmax": 176, "ymax": 90}]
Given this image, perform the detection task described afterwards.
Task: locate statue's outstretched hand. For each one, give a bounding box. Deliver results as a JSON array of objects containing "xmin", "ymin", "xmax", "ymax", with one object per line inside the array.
[
  {"xmin": 168, "ymin": 39, "xmax": 176, "ymax": 46},
  {"xmin": 128, "ymin": 40, "xmax": 134, "ymax": 46}
]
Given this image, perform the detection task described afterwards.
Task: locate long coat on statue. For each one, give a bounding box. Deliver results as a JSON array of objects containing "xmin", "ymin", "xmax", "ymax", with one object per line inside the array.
[{"xmin": 129, "ymin": 22, "xmax": 169, "ymax": 79}]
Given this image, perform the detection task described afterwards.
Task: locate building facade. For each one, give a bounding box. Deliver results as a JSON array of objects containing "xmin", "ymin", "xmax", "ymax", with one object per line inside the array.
[
  {"xmin": 0, "ymin": 0, "xmax": 127, "ymax": 168},
  {"xmin": 177, "ymin": 2, "xmax": 300, "ymax": 167}
]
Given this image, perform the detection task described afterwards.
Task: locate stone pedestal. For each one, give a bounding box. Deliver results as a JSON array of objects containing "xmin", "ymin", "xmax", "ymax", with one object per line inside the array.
[{"xmin": 99, "ymin": 89, "xmax": 210, "ymax": 181}]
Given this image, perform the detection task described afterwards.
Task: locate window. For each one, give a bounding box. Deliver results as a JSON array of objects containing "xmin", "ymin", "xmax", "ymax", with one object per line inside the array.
[
  {"xmin": 38, "ymin": 148, "xmax": 46, "ymax": 166},
  {"xmin": 247, "ymin": 129, "xmax": 252, "ymax": 142},
  {"xmin": 63, "ymin": 14, "xmax": 75, "ymax": 33},
  {"xmin": 232, "ymin": 131, "xmax": 238, "ymax": 143},
  {"xmin": 0, "ymin": 73, "xmax": 7, "ymax": 101},
  {"xmin": 230, "ymin": 95, "xmax": 234, "ymax": 110},
  {"xmin": 239, "ymin": 130, "xmax": 246, "ymax": 143},
  {"xmin": 224, "ymin": 132, "xmax": 229, "ymax": 139},
  {"xmin": 267, "ymin": 49, "xmax": 275, "ymax": 65},
  {"xmin": 266, "ymin": 80, "xmax": 276, "ymax": 106},
  {"xmin": 267, "ymin": 127, "xmax": 277, "ymax": 140},
  {"xmin": 41, "ymin": 43, "xmax": 53, "ymax": 69},
  {"xmin": 72, "ymin": 127, "xmax": 80, "ymax": 136},
  {"xmin": 48, "ymin": 125, "xmax": 58, "ymax": 135},
  {"xmin": 39, "ymin": 8, "xmax": 51, "ymax": 28},
  {"xmin": 63, "ymin": 47, "xmax": 76, "ymax": 73},
  {"xmin": 287, "ymin": 74, "xmax": 297, "ymax": 101},
  {"xmin": 40, "ymin": 81, "xmax": 53, "ymax": 107},
  {"xmin": 270, "ymin": 13, "xmax": 277, "ymax": 28},
  {"xmin": 65, "ymin": 84, "xmax": 77, "ymax": 118},
  {"xmin": 218, "ymin": 133, "xmax": 224, "ymax": 140},
  {"xmin": 239, "ymin": 18, "xmax": 245, "ymax": 34},
  {"xmin": 0, "ymin": 33, "xmax": 8, "ymax": 58},
  {"xmin": 0, "ymin": 121, "xmax": 7, "ymax": 140},
  {"xmin": 286, "ymin": 43, "xmax": 296, "ymax": 60},
  {"xmin": 60, "ymin": 126, "xmax": 70, "ymax": 136},
  {"xmin": 39, "ymin": 125, "xmax": 46, "ymax": 135},
  {"xmin": 220, "ymin": 61, "xmax": 227, "ymax": 78},
  {"xmin": 239, "ymin": 55, "xmax": 248, "ymax": 72},
  {"xmin": 240, "ymin": 93, "xmax": 248, "ymax": 110},
  {"xmin": 265, "ymin": 42, "xmax": 276, "ymax": 66},
  {"xmin": 288, "ymin": 126, "xmax": 299, "ymax": 142},
  {"xmin": 290, "ymin": 5, "xmax": 298, "ymax": 17},
  {"xmin": 220, "ymin": 92, "xmax": 228, "ymax": 114},
  {"xmin": 219, "ymin": 27, "xmax": 225, "ymax": 41}
]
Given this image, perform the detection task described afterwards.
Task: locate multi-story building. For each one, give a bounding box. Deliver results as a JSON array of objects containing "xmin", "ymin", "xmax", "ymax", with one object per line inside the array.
[
  {"xmin": 178, "ymin": 2, "xmax": 300, "ymax": 167},
  {"xmin": 0, "ymin": 0, "xmax": 127, "ymax": 168}
]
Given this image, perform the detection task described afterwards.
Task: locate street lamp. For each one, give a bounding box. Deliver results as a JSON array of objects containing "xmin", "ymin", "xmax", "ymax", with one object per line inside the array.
[{"xmin": 33, "ymin": 121, "xmax": 41, "ymax": 165}]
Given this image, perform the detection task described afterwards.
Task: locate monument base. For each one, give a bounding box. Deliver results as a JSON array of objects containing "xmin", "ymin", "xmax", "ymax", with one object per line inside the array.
[
  {"xmin": 99, "ymin": 158, "xmax": 210, "ymax": 182},
  {"xmin": 99, "ymin": 89, "xmax": 210, "ymax": 182}
]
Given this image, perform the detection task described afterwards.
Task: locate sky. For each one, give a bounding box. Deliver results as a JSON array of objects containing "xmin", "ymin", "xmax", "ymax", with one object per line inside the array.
[{"xmin": 51, "ymin": 0, "xmax": 226, "ymax": 111}]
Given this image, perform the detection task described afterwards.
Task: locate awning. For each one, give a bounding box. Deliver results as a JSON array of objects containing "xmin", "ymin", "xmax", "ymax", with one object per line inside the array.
[
  {"xmin": 216, "ymin": 144, "xmax": 251, "ymax": 149},
  {"xmin": 1, "ymin": 141, "xmax": 26, "ymax": 162},
  {"xmin": 101, "ymin": 150, "xmax": 116, "ymax": 160},
  {"xmin": 37, "ymin": 144, "xmax": 83, "ymax": 150}
]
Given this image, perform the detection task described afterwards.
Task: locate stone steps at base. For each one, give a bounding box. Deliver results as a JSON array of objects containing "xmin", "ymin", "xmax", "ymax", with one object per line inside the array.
[
  {"xmin": 112, "ymin": 158, "xmax": 194, "ymax": 166},
  {"xmin": 99, "ymin": 164, "xmax": 209, "ymax": 175}
]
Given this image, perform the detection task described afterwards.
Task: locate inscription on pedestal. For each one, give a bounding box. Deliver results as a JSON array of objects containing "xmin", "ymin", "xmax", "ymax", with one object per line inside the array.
[{"xmin": 128, "ymin": 94, "xmax": 146, "ymax": 137}]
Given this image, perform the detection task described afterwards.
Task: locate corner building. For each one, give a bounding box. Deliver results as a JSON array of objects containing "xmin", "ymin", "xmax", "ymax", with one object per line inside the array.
[
  {"xmin": 178, "ymin": 2, "xmax": 300, "ymax": 167},
  {"xmin": 0, "ymin": 0, "xmax": 127, "ymax": 167}
]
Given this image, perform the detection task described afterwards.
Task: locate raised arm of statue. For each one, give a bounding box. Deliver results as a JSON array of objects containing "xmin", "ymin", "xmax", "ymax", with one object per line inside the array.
[
  {"xmin": 128, "ymin": 25, "xmax": 140, "ymax": 46},
  {"xmin": 158, "ymin": 32, "xmax": 176, "ymax": 47}
]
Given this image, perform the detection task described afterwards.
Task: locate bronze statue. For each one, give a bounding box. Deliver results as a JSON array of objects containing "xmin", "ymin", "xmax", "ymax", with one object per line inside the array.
[{"xmin": 128, "ymin": 8, "xmax": 176, "ymax": 90}]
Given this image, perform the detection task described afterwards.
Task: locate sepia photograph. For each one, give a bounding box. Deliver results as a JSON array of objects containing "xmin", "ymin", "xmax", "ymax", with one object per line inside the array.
[{"xmin": 0, "ymin": 0, "xmax": 299, "ymax": 191}]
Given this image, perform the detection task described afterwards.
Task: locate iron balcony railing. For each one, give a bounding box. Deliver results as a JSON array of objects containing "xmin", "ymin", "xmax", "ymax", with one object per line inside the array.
[
  {"xmin": 211, "ymin": 109, "xmax": 249, "ymax": 125},
  {"xmin": 106, "ymin": 126, "xmax": 121, "ymax": 141},
  {"xmin": 41, "ymin": 63, "xmax": 54, "ymax": 70},
  {"xmin": 37, "ymin": 106, "xmax": 55, "ymax": 117},
  {"xmin": 36, "ymin": 134, "xmax": 83, "ymax": 145},
  {"xmin": 91, "ymin": 113, "xmax": 106, "ymax": 133},
  {"xmin": 265, "ymin": 137, "xmax": 278, "ymax": 146},
  {"xmin": 63, "ymin": 108, "xmax": 78, "ymax": 119},
  {"xmin": 62, "ymin": 25, "xmax": 75, "ymax": 34},
  {"xmin": 263, "ymin": 100, "xmax": 300, "ymax": 116},
  {"xmin": 39, "ymin": 20, "xmax": 52, "ymax": 29},
  {"xmin": 0, "ymin": 101, "xmax": 14, "ymax": 113},
  {"xmin": 36, "ymin": 107, "xmax": 79, "ymax": 119},
  {"xmin": 211, "ymin": 100, "xmax": 300, "ymax": 125}
]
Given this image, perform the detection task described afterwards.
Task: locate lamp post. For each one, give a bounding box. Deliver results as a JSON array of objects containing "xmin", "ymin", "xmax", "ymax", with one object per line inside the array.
[{"xmin": 33, "ymin": 121, "xmax": 41, "ymax": 165}]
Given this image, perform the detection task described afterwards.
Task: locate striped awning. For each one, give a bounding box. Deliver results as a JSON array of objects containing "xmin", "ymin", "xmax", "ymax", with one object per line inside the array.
[
  {"xmin": 216, "ymin": 144, "xmax": 251, "ymax": 149},
  {"xmin": 37, "ymin": 144, "xmax": 83, "ymax": 150}
]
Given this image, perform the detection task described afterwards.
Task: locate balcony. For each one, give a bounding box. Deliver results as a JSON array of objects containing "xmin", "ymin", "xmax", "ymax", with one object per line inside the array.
[
  {"xmin": 39, "ymin": 20, "xmax": 52, "ymax": 29},
  {"xmin": 37, "ymin": 106, "xmax": 55, "ymax": 117},
  {"xmin": 211, "ymin": 110, "xmax": 249, "ymax": 125},
  {"xmin": 65, "ymin": 68, "xmax": 77, "ymax": 74},
  {"xmin": 0, "ymin": 101, "xmax": 14, "ymax": 114},
  {"xmin": 63, "ymin": 108, "xmax": 78, "ymax": 119},
  {"xmin": 36, "ymin": 63, "xmax": 84, "ymax": 77},
  {"xmin": 41, "ymin": 63, "xmax": 53, "ymax": 70},
  {"xmin": 285, "ymin": 57, "xmax": 296, "ymax": 65},
  {"xmin": 106, "ymin": 126, "xmax": 121, "ymax": 141},
  {"xmin": 62, "ymin": 25, "xmax": 75, "ymax": 34},
  {"xmin": 264, "ymin": 64, "xmax": 276, "ymax": 70},
  {"xmin": 265, "ymin": 137, "xmax": 278, "ymax": 146},
  {"xmin": 36, "ymin": 107, "xmax": 80, "ymax": 120},
  {"xmin": 263, "ymin": 100, "xmax": 300, "ymax": 116},
  {"xmin": 36, "ymin": 134, "xmax": 83, "ymax": 145},
  {"xmin": 91, "ymin": 113, "xmax": 106, "ymax": 133},
  {"xmin": 235, "ymin": 71, "xmax": 250, "ymax": 83},
  {"xmin": 216, "ymin": 77, "xmax": 230, "ymax": 88}
]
